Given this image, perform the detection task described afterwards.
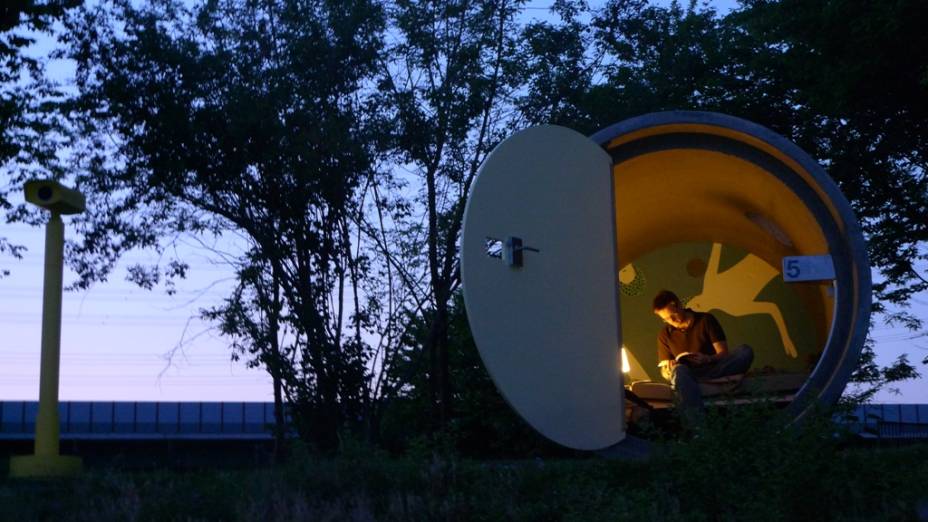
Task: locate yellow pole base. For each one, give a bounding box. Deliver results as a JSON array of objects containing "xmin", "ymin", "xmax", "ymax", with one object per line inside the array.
[{"xmin": 9, "ymin": 454, "xmax": 82, "ymax": 478}]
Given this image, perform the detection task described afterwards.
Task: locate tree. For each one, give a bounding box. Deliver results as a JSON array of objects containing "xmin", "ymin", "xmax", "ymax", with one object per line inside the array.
[
  {"xmin": 520, "ymin": 0, "xmax": 925, "ymax": 397},
  {"xmin": 723, "ymin": 0, "xmax": 928, "ymax": 390},
  {"xmin": 62, "ymin": 0, "xmax": 385, "ymax": 451},
  {"xmin": 380, "ymin": 291, "xmax": 570, "ymax": 456},
  {"xmin": 726, "ymin": 0, "xmax": 928, "ymax": 328},
  {"xmin": 374, "ymin": 0, "xmax": 527, "ymax": 429},
  {"xmin": 518, "ymin": 0, "xmax": 602, "ymax": 130},
  {"xmin": 0, "ymin": 0, "xmax": 81, "ymax": 274},
  {"xmin": 846, "ymin": 336, "xmax": 921, "ymax": 403}
]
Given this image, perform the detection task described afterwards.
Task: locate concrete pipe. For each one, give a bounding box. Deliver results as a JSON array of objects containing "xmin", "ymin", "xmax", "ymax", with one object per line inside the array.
[{"xmin": 460, "ymin": 111, "xmax": 870, "ymax": 451}]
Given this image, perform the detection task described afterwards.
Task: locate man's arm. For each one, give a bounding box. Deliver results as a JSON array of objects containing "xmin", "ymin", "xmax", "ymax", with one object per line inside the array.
[
  {"xmin": 706, "ymin": 313, "xmax": 728, "ymax": 361},
  {"xmin": 710, "ymin": 340, "xmax": 729, "ymax": 361},
  {"xmin": 657, "ymin": 330, "xmax": 674, "ymax": 368},
  {"xmin": 658, "ymin": 335, "xmax": 676, "ymax": 382},
  {"xmin": 685, "ymin": 341, "xmax": 728, "ymax": 366}
]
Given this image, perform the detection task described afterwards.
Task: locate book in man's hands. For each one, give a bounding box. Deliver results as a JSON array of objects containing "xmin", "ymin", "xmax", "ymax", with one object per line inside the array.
[{"xmin": 674, "ymin": 352, "xmax": 709, "ymax": 367}]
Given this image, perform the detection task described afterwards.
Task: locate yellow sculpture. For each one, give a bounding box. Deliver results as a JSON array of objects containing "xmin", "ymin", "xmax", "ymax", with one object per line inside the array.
[{"xmin": 9, "ymin": 180, "xmax": 84, "ymax": 478}]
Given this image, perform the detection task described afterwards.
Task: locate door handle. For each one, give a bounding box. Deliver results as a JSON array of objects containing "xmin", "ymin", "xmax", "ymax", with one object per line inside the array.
[{"xmin": 504, "ymin": 236, "xmax": 540, "ymax": 268}]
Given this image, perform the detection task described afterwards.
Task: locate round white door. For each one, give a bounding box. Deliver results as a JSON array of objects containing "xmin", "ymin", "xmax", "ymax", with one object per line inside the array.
[{"xmin": 461, "ymin": 125, "xmax": 625, "ymax": 450}]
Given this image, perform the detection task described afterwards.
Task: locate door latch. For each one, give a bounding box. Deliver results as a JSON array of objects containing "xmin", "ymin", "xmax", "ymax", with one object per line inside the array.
[{"xmin": 504, "ymin": 236, "xmax": 540, "ymax": 268}]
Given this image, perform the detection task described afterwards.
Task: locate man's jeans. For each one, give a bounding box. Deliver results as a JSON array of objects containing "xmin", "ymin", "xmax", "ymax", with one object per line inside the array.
[{"xmin": 663, "ymin": 345, "xmax": 754, "ymax": 423}]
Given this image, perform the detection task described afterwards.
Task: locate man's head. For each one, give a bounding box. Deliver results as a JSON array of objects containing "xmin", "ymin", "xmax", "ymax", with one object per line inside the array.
[{"xmin": 652, "ymin": 290, "xmax": 689, "ymax": 329}]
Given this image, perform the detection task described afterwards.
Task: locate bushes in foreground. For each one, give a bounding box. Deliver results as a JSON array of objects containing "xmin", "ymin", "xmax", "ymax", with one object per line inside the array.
[{"xmin": 1, "ymin": 425, "xmax": 926, "ymax": 521}]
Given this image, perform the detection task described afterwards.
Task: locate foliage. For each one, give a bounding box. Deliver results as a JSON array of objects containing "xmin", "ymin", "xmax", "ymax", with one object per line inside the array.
[
  {"xmin": 60, "ymin": 0, "xmax": 385, "ymax": 450},
  {"xmin": 0, "ymin": 0, "xmax": 80, "ymax": 175},
  {"xmin": 0, "ymin": 0, "xmax": 81, "ymax": 274},
  {"xmin": 379, "ymin": 292, "xmax": 566, "ymax": 457},
  {"xmin": 517, "ymin": 0, "xmax": 600, "ymax": 129},
  {"xmin": 374, "ymin": 0, "xmax": 528, "ymax": 428},
  {"xmin": 523, "ymin": 0, "xmax": 927, "ymax": 327},
  {"xmin": 519, "ymin": 0, "xmax": 926, "ymax": 400},
  {"xmin": 846, "ymin": 337, "xmax": 922, "ymax": 403},
  {"xmin": 726, "ymin": 0, "xmax": 928, "ymax": 327},
  {"xmin": 1, "ymin": 431, "xmax": 928, "ymax": 520},
  {"xmin": 2, "ymin": 0, "xmax": 925, "ymax": 454},
  {"xmin": 654, "ymin": 403, "xmax": 926, "ymax": 521}
]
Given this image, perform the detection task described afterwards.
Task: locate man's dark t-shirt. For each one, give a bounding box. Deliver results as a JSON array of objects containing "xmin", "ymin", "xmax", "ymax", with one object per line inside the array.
[{"xmin": 657, "ymin": 310, "xmax": 727, "ymax": 363}]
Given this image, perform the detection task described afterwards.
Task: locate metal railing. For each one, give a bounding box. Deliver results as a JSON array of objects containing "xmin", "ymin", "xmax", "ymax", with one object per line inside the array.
[
  {"xmin": 839, "ymin": 403, "xmax": 928, "ymax": 441},
  {"xmin": 0, "ymin": 401, "xmax": 290, "ymax": 440}
]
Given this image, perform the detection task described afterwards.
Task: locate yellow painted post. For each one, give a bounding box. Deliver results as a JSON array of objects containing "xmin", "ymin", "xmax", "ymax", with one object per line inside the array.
[
  {"xmin": 35, "ymin": 213, "xmax": 65, "ymax": 457},
  {"xmin": 10, "ymin": 181, "xmax": 84, "ymax": 478}
]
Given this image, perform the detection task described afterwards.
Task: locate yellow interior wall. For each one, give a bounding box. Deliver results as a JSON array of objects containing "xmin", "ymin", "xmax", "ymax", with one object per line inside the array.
[
  {"xmin": 605, "ymin": 122, "xmax": 844, "ymax": 231},
  {"xmin": 619, "ymin": 243, "xmax": 826, "ymax": 380},
  {"xmin": 611, "ymin": 147, "xmax": 835, "ymax": 381}
]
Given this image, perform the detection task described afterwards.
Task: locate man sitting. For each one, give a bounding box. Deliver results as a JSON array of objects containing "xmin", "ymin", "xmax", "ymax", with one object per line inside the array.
[{"xmin": 652, "ymin": 290, "xmax": 754, "ymax": 423}]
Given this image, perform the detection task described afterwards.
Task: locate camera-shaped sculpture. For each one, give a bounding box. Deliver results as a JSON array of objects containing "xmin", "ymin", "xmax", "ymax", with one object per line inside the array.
[
  {"xmin": 24, "ymin": 179, "xmax": 86, "ymax": 215},
  {"xmin": 9, "ymin": 179, "xmax": 84, "ymax": 477}
]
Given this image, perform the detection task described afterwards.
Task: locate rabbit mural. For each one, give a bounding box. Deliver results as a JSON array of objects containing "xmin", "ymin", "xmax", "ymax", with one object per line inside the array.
[{"xmin": 686, "ymin": 242, "xmax": 798, "ymax": 358}]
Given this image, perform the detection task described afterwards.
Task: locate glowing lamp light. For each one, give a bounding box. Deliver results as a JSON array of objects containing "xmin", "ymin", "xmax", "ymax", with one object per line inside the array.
[{"xmin": 621, "ymin": 346, "xmax": 631, "ymax": 374}]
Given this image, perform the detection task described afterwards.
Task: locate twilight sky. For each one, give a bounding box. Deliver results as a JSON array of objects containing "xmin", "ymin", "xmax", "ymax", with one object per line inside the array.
[{"xmin": 1, "ymin": 0, "xmax": 925, "ymax": 404}]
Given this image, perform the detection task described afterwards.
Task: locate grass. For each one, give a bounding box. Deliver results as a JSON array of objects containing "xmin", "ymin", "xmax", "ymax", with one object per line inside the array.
[
  {"xmin": 0, "ymin": 443, "xmax": 925, "ymax": 521},
  {"xmin": 2, "ymin": 406, "xmax": 927, "ymax": 521}
]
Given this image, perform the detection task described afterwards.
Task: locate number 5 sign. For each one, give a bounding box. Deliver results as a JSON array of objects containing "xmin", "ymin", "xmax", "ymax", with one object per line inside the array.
[{"xmin": 782, "ymin": 255, "xmax": 836, "ymax": 282}]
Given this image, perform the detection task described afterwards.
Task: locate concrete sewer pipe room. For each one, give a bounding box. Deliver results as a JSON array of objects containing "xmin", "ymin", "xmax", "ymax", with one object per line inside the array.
[{"xmin": 460, "ymin": 111, "xmax": 870, "ymax": 454}]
